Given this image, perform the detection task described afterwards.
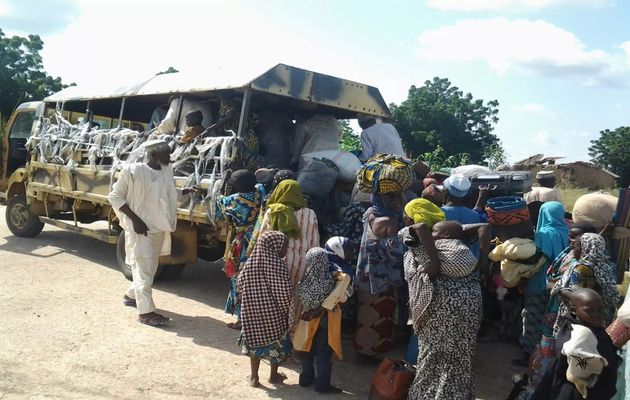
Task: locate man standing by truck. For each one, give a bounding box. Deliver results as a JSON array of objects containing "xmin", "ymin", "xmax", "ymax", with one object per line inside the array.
[{"xmin": 109, "ymin": 140, "xmax": 195, "ymax": 326}]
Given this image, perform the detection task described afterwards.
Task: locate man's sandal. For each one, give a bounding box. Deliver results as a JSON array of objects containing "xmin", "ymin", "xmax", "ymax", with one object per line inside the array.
[
  {"xmin": 123, "ymin": 295, "xmax": 136, "ymax": 307},
  {"xmin": 138, "ymin": 314, "xmax": 169, "ymax": 326}
]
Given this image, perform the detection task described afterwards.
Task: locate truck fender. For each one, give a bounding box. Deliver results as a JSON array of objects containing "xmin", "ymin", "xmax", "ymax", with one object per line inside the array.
[{"xmin": 6, "ymin": 168, "xmax": 27, "ymax": 198}]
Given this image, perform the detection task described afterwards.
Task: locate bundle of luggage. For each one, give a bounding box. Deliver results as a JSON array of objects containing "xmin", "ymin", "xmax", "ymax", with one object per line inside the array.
[{"xmin": 357, "ymin": 154, "xmax": 414, "ymax": 194}]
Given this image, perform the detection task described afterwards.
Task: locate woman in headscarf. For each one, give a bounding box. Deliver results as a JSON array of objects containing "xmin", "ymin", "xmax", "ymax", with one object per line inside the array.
[
  {"xmin": 520, "ymin": 233, "xmax": 619, "ymax": 399},
  {"xmin": 354, "ymin": 192, "xmax": 406, "ymax": 358},
  {"xmin": 237, "ymin": 231, "xmax": 292, "ymax": 387},
  {"xmin": 215, "ymin": 170, "xmax": 266, "ymax": 330},
  {"xmin": 272, "ymin": 169, "xmax": 311, "ymax": 207},
  {"xmin": 400, "ymin": 198, "xmax": 489, "ymax": 399},
  {"xmin": 541, "ymin": 222, "xmax": 598, "ymax": 335},
  {"xmin": 248, "ymin": 179, "xmax": 319, "ymax": 334},
  {"xmin": 517, "ymin": 223, "xmax": 598, "ymax": 399},
  {"xmin": 553, "ymin": 233, "xmax": 619, "ymax": 331},
  {"xmin": 519, "ymin": 202, "xmax": 569, "ymax": 359},
  {"xmin": 295, "ymin": 241, "xmax": 353, "ymax": 394}
]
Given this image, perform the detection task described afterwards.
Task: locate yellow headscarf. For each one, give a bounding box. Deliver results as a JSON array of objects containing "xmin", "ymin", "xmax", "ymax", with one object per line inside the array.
[
  {"xmin": 266, "ymin": 179, "xmax": 307, "ymax": 239},
  {"xmin": 404, "ymin": 198, "xmax": 445, "ymax": 228}
]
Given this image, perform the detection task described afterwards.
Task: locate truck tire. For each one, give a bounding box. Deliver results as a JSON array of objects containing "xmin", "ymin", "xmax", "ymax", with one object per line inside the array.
[
  {"xmin": 116, "ymin": 231, "xmax": 186, "ymax": 281},
  {"xmin": 156, "ymin": 264, "xmax": 186, "ymax": 280},
  {"xmin": 5, "ymin": 195, "xmax": 45, "ymax": 238}
]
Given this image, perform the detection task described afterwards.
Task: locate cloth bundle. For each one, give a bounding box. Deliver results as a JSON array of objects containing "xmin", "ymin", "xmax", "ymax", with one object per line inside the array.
[
  {"xmin": 572, "ymin": 192, "xmax": 618, "ymax": 231},
  {"xmin": 298, "ymin": 158, "xmax": 339, "ymax": 200},
  {"xmin": 357, "ymin": 154, "xmax": 414, "ymax": 194},
  {"xmin": 489, "ymin": 238, "xmax": 546, "ymax": 287}
]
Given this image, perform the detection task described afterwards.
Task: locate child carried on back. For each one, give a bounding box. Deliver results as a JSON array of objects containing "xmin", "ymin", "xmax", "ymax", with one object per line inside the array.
[{"xmin": 400, "ymin": 220, "xmax": 484, "ymax": 326}]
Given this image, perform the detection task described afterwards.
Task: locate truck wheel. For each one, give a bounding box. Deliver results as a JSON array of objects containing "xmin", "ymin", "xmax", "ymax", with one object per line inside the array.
[
  {"xmin": 116, "ymin": 231, "xmax": 186, "ymax": 281},
  {"xmin": 5, "ymin": 195, "xmax": 44, "ymax": 238},
  {"xmin": 116, "ymin": 231, "xmax": 134, "ymax": 281},
  {"xmin": 198, "ymin": 244, "xmax": 226, "ymax": 262},
  {"xmin": 156, "ymin": 264, "xmax": 186, "ymax": 280}
]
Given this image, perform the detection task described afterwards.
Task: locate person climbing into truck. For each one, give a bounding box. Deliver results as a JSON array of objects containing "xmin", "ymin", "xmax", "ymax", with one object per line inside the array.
[
  {"xmin": 356, "ymin": 114, "xmax": 405, "ymax": 163},
  {"xmin": 109, "ymin": 140, "xmax": 198, "ymax": 326}
]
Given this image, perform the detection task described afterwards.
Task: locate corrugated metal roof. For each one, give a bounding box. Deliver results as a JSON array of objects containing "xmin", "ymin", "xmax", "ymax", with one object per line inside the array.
[
  {"xmin": 44, "ymin": 64, "xmax": 391, "ymax": 117},
  {"xmin": 45, "ymin": 71, "xmax": 248, "ymax": 102}
]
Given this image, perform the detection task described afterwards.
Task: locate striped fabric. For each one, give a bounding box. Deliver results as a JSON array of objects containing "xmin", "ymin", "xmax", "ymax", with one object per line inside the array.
[{"xmin": 358, "ymin": 123, "xmax": 405, "ymax": 162}]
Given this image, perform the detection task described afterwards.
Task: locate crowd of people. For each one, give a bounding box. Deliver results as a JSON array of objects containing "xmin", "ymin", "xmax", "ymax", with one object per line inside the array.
[{"xmin": 108, "ymin": 112, "xmax": 630, "ymax": 399}]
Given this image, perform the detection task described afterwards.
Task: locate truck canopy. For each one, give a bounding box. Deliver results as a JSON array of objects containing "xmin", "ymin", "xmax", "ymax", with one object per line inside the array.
[{"xmin": 44, "ymin": 64, "xmax": 390, "ymax": 121}]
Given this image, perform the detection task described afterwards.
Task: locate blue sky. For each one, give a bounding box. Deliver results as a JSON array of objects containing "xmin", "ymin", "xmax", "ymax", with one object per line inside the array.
[{"xmin": 2, "ymin": 0, "xmax": 629, "ymax": 163}]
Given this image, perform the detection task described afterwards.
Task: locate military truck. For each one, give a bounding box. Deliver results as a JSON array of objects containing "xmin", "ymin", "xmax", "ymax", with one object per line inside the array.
[{"xmin": 0, "ymin": 64, "xmax": 390, "ymax": 280}]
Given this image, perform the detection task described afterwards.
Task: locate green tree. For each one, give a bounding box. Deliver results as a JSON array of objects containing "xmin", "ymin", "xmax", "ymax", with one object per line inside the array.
[
  {"xmin": 483, "ymin": 142, "xmax": 508, "ymax": 170},
  {"xmin": 419, "ymin": 145, "xmax": 470, "ymax": 171},
  {"xmin": 338, "ymin": 119, "xmax": 361, "ymax": 152},
  {"xmin": 391, "ymin": 77, "xmax": 501, "ymax": 163},
  {"xmin": 0, "ymin": 29, "xmax": 67, "ymax": 121},
  {"xmin": 589, "ymin": 127, "xmax": 630, "ymax": 187},
  {"xmin": 156, "ymin": 67, "xmax": 179, "ymax": 75}
]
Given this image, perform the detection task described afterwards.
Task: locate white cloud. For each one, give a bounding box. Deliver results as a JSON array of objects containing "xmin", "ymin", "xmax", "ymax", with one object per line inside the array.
[
  {"xmin": 534, "ymin": 130, "xmax": 553, "ymax": 147},
  {"xmin": 35, "ymin": 0, "xmax": 384, "ymax": 92},
  {"xmin": 0, "ymin": 2, "xmax": 9, "ymax": 17},
  {"xmin": 622, "ymin": 41, "xmax": 630, "ymax": 64},
  {"xmin": 416, "ymin": 17, "xmax": 630, "ymax": 87},
  {"xmin": 426, "ymin": 0, "xmax": 610, "ymax": 12},
  {"xmin": 512, "ymin": 103, "xmax": 554, "ymax": 115}
]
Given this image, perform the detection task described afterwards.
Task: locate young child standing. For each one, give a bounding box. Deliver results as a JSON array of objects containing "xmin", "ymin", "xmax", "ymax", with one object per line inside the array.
[
  {"xmin": 532, "ymin": 288, "xmax": 621, "ymax": 400},
  {"xmin": 237, "ymin": 231, "xmax": 292, "ymax": 387},
  {"xmin": 295, "ymin": 238, "xmax": 354, "ymax": 394}
]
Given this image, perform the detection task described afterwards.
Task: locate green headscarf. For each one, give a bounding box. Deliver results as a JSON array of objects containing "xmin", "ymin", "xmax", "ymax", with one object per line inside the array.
[
  {"xmin": 266, "ymin": 179, "xmax": 306, "ymax": 239},
  {"xmin": 404, "ymin": 198, "xmax": 445, "ymax": 228}
]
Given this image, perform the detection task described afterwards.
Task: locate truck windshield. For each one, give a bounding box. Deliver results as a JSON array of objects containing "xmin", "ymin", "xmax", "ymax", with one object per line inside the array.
[{"xmin": 10, "ymin": 111, "xmax": 36, "ymax": 139}]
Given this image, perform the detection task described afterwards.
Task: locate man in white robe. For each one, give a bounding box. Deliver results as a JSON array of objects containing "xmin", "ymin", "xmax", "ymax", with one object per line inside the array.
[{"xmin": 109, "ymin": 140, "xmax": 196, "ymax": 326}]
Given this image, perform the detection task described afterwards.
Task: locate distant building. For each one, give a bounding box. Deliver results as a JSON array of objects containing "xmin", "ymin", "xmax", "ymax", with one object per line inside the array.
[
  {"xmin": 558, "ymin": 162, "xmax": 619, "ymax": 189},
  {"xmin": 512, "ymin": 155, "xmax": 619, "ymax": 189}
]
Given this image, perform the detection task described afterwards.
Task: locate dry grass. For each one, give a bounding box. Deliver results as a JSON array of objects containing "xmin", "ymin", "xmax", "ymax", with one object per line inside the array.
[{"xmin": 559, "ymin": 187, "xmax": 620, "ymax": 211}]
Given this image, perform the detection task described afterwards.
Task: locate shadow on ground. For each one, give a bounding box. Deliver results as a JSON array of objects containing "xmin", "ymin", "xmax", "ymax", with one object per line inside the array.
[{"xmin": 0, "ymin": 220, "xmax": 521, "ymax": 399}]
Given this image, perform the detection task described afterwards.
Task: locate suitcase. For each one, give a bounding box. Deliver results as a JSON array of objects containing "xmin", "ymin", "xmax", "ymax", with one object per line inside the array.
[{"xmin": 469, "ymin": 171, "xmax": 533, "ymax": 196}]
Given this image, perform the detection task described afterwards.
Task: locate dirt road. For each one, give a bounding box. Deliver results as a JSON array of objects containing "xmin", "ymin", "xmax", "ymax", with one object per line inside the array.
[{"xmin": 0, "ymin": 206, "xmax": 521, "ymax": 399}]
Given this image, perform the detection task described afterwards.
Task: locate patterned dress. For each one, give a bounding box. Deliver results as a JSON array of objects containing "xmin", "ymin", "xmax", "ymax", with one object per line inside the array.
[
  {"xmin": 402, "ymin": 230, "xmax": 482, "ymax": 400},
  {"xmin": 215, "ymin": 184, "xmax": 265, "ymax": 317},
  {"xmin": 408, "ymin": 275, "xmax": 482, "ymax": 400},
  {"xmin": 354, "ymin": 208, "xmax": 405, "ymax": 356}
]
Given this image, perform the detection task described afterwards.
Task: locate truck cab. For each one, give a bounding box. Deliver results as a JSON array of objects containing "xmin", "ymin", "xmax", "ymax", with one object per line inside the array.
[{"xmin": 0, "ymin": 101, "xmax": 44, "ymax": 201}]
